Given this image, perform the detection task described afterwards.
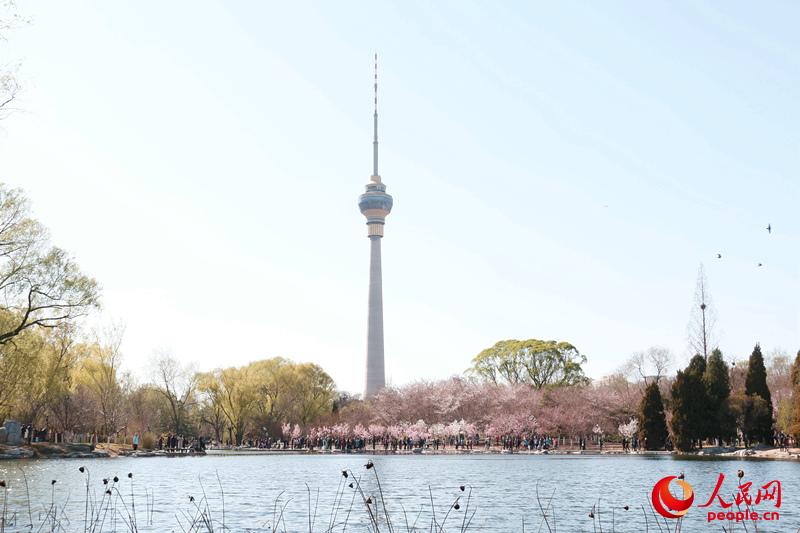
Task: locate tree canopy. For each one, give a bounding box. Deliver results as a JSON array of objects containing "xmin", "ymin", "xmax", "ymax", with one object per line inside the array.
[
  {"xmin": 469, "ymin": 339, "xmax": 589, "ymax": 389},
  {"xmin": 670, "ymin": 355, "xmax": 708, "ymax": 452},
  {"xmin": 746, "ymin": 344, "xmax": 771, "ymax": 405},
  {"xmin": 744, "ymin": 344, "xmax": 773, "ymax": 442},
  {"xmin": 197, "ymin": 358, "xmax": 336, "ymax": 445},
  {"xmin": 0, "ymin": 184, "xmax": 101, "ymax": 423},
  {"xmin": 0, "ymin": 185, "xmax": 99, "ymax": 345},
  {"xmin": 638, "ymin": 382, "xmax": 668, "ymax": 450},
  {"xmin": 703, "ymin": 348, "xmax": 735, "ymax": 444}
]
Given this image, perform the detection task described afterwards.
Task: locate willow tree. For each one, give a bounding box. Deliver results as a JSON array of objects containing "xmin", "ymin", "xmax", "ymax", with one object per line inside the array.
[
  {"xmin": 0, "ymin": 324, "xmax": 38, "ymax": 418},
  {"xmin": 249, "ymin": 357, "xmax": 295, "ymax": 430},
  {"xmin": 282, "ymin": 363, "xmax": 337, "ymax": 426},
  {"xmin": 249, "ymin": 358, "xmax": 335, "ymax": 431},
  {"xmin": 0, "ymin": 184, "xmax": 99, "ymax": 420},
  {"xmin": 197, "ymin": 358, "xmax": 336, "ymax": 443},
  {"xmin": 77, "ymin": 338, "xmax": 125, "ymax": 438},
  {"xmin": 16, "ymin": 325, "xmax": 79, "ymax": 425},
  {"xmin": 469, "ymin": 339, "xmax": 589, "ymax": 389},
  {"xmin": 0, "ymin": 185, "xmax": 99, "ymax": 345},
  {"xmin": 197, "ymin": 366, "xmax": 258, "ymax": 446}
]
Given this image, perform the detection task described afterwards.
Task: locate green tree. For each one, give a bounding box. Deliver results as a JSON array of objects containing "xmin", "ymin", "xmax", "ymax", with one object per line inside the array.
[
  {"xmin": 196, "ymin": 358, "xmax": 337, "ymax": 445},
  {"xmin": 775, "ymin": 396, "xmax": 795, "ymax": 436},
  {"xmin": 687, "ymin": 353, "xmax": 707, "ymax": 377},
  {"xmin": 0, "ymin": 324, "xmax": 34, "ymax": 418},
  {"xmin": 197, "ymin": 366, "xmax": 257, "ymax": 446},
  {"xmin": 20, "ymin": 326, "xmax": 79, "ymax": 425},
  {"xmin": 791, "ymin": 393, "xmax": 800, "ymax": 441},
  {"xmin": 704, "ymin": 348, "xmax": 735, "ymax": 445},
  {"xmin": 671, "ymin": 355, "xmax": 708, "ymax": 452},
  {"xmin": 283, "ymin": 363, "xmax": 336, "ymax": 426},
  {"xmin": 638, "ymin": 382, "xmax": 668, "ymax": 450},
  {"xmin": 469, "ymin": 339, "xmax": 589, "ymax": 389},
  {"xmin": 731, "ymin": 393, "xmax": 771, "ymax": 447},
  {"xmin": 0, "ymin": 184, "xmax": 99, "ymax": 421},
  {"xmin": 0, "ymin": 185, "xmax": 100, "ymax": 345},
  {"xmin": 744, "ymin": 344, "xmax": 773, "ymax": 443},
  {"xmin": 249, "ymin": 357, "xmax": 295, "ymax": 432},
  {"xmin": 77, "ymin": 339, "xmax": 125, "ymax": 438}
]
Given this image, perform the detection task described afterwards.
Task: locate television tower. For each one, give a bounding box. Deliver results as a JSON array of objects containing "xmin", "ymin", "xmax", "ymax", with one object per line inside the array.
[{"xmin": 358, "ymin": 54, "xmax": 393, "ymax": 398}]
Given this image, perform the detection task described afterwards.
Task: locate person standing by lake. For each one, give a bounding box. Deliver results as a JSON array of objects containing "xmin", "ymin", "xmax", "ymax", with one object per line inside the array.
[{"xmin": 133, "ymin": 432, "xmax": 140, "ymax": 451}]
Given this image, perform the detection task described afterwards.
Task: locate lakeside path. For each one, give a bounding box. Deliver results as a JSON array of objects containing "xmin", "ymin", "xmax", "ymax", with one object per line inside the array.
[{"xmin": 3, "ymin": 442, "xmax": 800, "ymax": 461}]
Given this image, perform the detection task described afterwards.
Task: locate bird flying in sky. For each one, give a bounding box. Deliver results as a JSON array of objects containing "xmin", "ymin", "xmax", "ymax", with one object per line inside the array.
[
  {"xmin": 716, "ymin": 253, "xmax": 722, "ymax": 259},
  {"xmin": 767, "ymin": 224, "xmax": 772, "ymax": 234}
]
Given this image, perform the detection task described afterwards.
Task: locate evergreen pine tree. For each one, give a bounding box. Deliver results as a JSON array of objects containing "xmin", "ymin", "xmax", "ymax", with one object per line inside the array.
[
  {"xmin": 744, "ymin": 343, "xmax": 773, "ymax": 443},
  {"xmin": 671, "ymin": 370, "xmax": 693, "ymax": 452},
  {"xmin": 671, "ymin": 355, "xmax": 708, "ymax": 451},
  {"xmin": 704, "ymin": 348, "xmax": 734, "ymax": 445},
  {"xmin": 688, "ymin": 354, "xmax": 707, "ymax": 376},
  {"xmin": 638, "ymin": 381, "xmax": 668, "ymax": 450}
]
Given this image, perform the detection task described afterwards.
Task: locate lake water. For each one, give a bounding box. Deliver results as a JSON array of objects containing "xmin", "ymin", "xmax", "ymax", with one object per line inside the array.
[{"xmin": 1, "ymin": 454, "xmax": 798, "ymax": 532}]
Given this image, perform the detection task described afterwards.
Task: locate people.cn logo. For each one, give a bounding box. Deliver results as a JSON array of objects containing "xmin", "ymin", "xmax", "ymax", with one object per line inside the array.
[{"xmin": 652, "ymin": 476, "xmax": 695, "ymax": 519}]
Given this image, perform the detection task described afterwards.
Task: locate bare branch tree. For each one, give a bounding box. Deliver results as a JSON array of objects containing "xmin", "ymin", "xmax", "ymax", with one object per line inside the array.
[
  {"xmin": 0, "ymin": 69, "xmax": 18, "ymax": 116},
  {"xmin": 150, "ymin": 350, "xmax": 197, "ymax": 435},
  {"xmin": 687, "ymin": 263, "xmax": 717, "ymax": 360},
  {"xmin": 1, "ymin": 1, "xmax": 28, "ymax": 120},
  {"xmin": 624, "ymin": 346, "xmax": 673, "ymax": 386}
]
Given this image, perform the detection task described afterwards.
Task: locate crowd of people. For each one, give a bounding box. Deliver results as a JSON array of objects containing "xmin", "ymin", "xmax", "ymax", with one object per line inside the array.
[
  {"xmin": 156, "ymin": 433, "xmax": 205, "ymax": 452},
  {"xmin": 274, "ymin": 431, "xmax": 622, "ymax": 454}
]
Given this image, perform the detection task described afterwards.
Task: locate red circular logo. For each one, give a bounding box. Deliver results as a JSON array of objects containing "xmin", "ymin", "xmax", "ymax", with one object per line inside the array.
[{"xmin": 652, "ymin": 476, "xmax": 694, "ymax": 519}]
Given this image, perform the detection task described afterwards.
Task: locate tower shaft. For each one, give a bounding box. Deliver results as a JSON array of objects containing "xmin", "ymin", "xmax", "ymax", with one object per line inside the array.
[{"xmin": 365, "ymin": 236, "xmax": 385, "ymax": 397}]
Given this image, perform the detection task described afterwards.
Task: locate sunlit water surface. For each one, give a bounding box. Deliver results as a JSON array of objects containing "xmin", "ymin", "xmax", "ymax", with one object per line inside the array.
[{"xmin": 1, "ymin": 454, "xmax": 798, "ymax": 532}]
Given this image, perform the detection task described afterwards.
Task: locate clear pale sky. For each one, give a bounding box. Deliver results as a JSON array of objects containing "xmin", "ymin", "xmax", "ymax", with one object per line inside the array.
[{"xmin": 1, "ymin": 1, "xmax": 797, "ymax": 393}]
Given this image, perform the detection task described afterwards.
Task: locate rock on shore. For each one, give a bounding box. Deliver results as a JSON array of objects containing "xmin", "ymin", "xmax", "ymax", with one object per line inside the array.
[{"xmin": 0, "ymin": 443, "xmax": 106, "ymax": 460}]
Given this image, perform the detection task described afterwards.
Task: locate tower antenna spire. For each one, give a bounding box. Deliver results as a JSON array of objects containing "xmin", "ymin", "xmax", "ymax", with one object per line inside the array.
[{"xmin": 372, "ymin": 53, "xmax": 379, "ymax": 179}]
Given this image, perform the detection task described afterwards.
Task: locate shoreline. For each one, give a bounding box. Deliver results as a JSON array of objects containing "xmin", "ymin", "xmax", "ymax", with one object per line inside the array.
[{"xmin": 3, "ymin": 443, "xmax": 799, "ymax": 462}]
